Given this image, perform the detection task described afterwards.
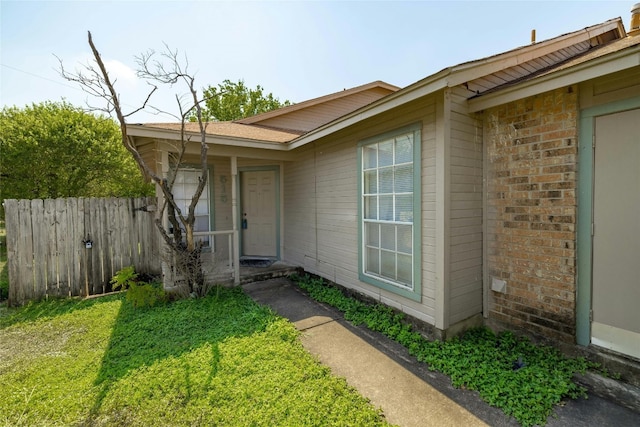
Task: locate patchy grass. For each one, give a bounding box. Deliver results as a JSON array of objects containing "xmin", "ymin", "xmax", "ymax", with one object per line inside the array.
[
  {"xmin": 0, "ymin": 288, "xmax": 390, "ymax": 427},
  {"xmin": 291, "ymin": 273, "xmax": 594, "ymax": 427}
]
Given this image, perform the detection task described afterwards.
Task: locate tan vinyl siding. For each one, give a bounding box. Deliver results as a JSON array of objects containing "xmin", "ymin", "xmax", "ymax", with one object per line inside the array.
[
  {"xmin": 210, "ymin": 157, "xmax": 232, "ymax": 232},
  {"xmin": 257, "ymin": 88, "xmax": 394, "ymax": 132},
  {"xmin": 282, "ymin": 146, "xmax": 318, "ymax": 271},
  {"xmin": 448, "ymin": 86, "xmax": 483, "ymax": 325},
  {"xmin": 418, "ymin": 98, "xmax": 438, "ymax": 324},
  {"xmin": 283, "ymin": 95, "xmax": 438, "ymax": 325}
]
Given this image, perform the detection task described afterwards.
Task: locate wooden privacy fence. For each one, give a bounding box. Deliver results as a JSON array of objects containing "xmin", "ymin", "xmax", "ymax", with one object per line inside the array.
[{"xmin": 4, "ymin": 197, "xmax": 161, "ymax": 306}]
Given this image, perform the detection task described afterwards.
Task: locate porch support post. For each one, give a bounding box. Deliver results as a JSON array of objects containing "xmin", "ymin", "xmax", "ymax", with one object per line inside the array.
[
  {"xmin": 231, "ymin": 156, "xmax": 240, "ymax": 284},
  {"xmin": 159, "ymin": 149, "xmax": 173, "ymax": 287}
]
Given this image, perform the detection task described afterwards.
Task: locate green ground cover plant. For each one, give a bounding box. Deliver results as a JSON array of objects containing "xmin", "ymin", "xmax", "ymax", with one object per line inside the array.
[
  {"xmin": 0, "ymin": 287, "xmax": 390, "ymax": 426},
  {"xmin": 290, "ymin": 273, "xmax": 594, "ymax": 427}
]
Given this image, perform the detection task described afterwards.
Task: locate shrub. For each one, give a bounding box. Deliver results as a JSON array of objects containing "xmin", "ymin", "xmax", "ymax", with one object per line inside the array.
[
  {"xmin": 125, "ymin": 281, "xmax": 166, "ymax": 308},
  {"xmin": 110, "ymin": 266, "xmax": 166, "ymax": 308},
  {"xmin": 110, "ymin": 265, "xmax": 138, "ymax": 291}
]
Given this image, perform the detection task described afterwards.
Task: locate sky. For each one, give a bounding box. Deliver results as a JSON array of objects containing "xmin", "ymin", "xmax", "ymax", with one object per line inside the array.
[{"xmin": 0, "ymin": 0, "xmax": 635, "ymax": 123}]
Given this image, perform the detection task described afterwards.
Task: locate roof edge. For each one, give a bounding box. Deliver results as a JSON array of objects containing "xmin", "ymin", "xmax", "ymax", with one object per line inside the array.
[
  {"xmin": 452, "ymin": 18, "xmax": 625, "ymax": 75},
  {"xmin": 468, "ymin": 42, "xmax": 640, "ymax": 112},
  {"xmin": 126, "ymin": 123, "xmax": 291, "ymax": 149}
]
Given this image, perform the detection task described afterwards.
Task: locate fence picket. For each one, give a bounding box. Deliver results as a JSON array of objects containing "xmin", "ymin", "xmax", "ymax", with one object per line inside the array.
[
  {"xmin": 118, "ymin": 198, "xmax": 130, "ymax": 269},
  {"xmin": 65, "ymin": 198, "xmax": 85, "ymax": 295},
  {"xmin": 30, "ymin": 199, "xmax": 47, "ymax": 300},
  {"xmin": 90, "ymin": 198, "xmax": 101, "ymax": 295},
  {"xmin": 44, "ymin": 199, "xmax": 59, "ymax": 295},
  {"xmin": 5, "ymin": 200, "xmax": 20, "ymax": 305},
  {"xmin": 16, "ymin": 200, "xmax": 34, "ymax": 304},
  {"xmin": 55, "ymin": 198, "xmax": 68, "ymax": 297}
]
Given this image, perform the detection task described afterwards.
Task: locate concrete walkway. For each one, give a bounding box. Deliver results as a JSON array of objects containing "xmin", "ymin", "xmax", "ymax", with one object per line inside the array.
[
  {"xmin": 244, "ymin": 278, "xmax": 487, "ymax": 427},
  {"xmin": 243, "ymin": 278, "xmax": 640, "ymax": 427}
]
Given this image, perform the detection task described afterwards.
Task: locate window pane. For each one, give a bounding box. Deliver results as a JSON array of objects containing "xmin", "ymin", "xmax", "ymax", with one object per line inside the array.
[
  {"xmin": 394, "ymin": 164, "xmax": 413, "ymax": 193},
  {"xmin": 364, "ymin": 196, "xmax": 377, "ymax": 220},
  {"xmin": 379, "ymin": 140, "xmax": 394, "ymax": 167},
  {"xmin": 366, "ymin": 223, "xmax": 379, "ymax": 247},
  {"xmin": 195, "ymin": 199, "xmax": 208, "ymax": 215},
  {"xmin": 185, "ymin": 182, "xmax": 199, "ymax": 195},
  {"xmin": 188, "ymin": 171, "xmax": 201, "ymax": 184},
  {"xmin": 366, "ymin": 247, "xmax": 380, "ymax": 275},
  {"xmin": 364, "ymin": 170, "xmax": 377, "ymax": 194},
  {"xmin": 397, "ymin": 254, "xmax": 413, "ymax": 286},
  {"xmin": 173, "ymin": 185, "xmax": 185, "ymax": 200},
  {"xmin": 381, "ymin": 250, "xmax": 396, "ymax": 280},
  {"xmin": 195, "ymin": 215, "xmax": 209, "ymax": 232},
  {"xmin": 379, "ymin": 195, "xmax": 393, "ymax": 221},
  {"xmin": 395, "ymin": 134, "xmax": 413, "ymax": 164},
  {"xmin": 397, "ymin": 225, "xmax": 412, "ymax": 254},
  {"xmin": 363, "ymin": 145, "xmax": 377, "ymax": 169},
  {"xmin": 380, "ymin": 224, "xmax": 396, "ymax": 251},
  {"xmin": 395, "ymin": 194, "xmax": 413, "ymax": 222},
  {"xmin": 175, "ymin": 201, "xmax": 186, "ymax": 216},
  {"xmin": 379, "ymin": 167, "xmax": 393, "ymax": 194}
]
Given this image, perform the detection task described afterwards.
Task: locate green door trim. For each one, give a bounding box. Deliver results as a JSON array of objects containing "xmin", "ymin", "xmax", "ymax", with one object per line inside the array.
[
  {"xmin": 237, "ymin": 166, "xmax": 281, "ymax": 260},
  {"xmin": 576, "ymin": 97, "xmax": 640, "ymax": 346}
]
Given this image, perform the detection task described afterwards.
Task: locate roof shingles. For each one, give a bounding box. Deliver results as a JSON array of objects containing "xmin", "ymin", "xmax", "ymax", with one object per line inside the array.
[{"xmin": 138, "ymin": 121, "xmax": 304, "ymax": 143}]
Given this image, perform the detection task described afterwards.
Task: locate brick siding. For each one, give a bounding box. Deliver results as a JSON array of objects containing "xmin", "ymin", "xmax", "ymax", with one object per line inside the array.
[{"xmin": 485, "ymin": 85, "xmax": 578, "ymax": 343}]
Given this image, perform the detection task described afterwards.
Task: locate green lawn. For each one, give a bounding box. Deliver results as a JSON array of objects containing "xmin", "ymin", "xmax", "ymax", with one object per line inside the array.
[{"xmin": 0, "ymin": 289, "xmax": 391, "ymax": 426}]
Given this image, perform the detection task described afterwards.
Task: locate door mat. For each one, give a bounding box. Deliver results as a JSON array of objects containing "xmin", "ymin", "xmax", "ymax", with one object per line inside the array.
[{"xmin": 240, "ymin": 258, "xmax": 275, "ymax": 268}]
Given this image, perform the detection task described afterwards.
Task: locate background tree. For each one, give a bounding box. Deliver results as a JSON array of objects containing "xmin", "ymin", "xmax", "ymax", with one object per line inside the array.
[
  {"xmin": 198, "ymin": 79, "xmax": 291, "ymax": 121},
  {"xmin": 0, "ymin": 101, "xmax": 153, "ymax": 204},
  {"xmin": 60, "ymin": 33, "xmax": 212, "ymax": 297}
]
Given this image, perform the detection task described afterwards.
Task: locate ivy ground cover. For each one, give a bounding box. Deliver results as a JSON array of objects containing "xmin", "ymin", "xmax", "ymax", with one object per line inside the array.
[{"xmin": 291, "ymin": 273, "xmax": 593, "ymax": 427}]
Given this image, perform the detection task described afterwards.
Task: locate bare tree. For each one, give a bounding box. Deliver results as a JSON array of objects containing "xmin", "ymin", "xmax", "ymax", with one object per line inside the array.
[{"xmin": 59, "ymin": 31, "xmax": 211, "ymax": 296}]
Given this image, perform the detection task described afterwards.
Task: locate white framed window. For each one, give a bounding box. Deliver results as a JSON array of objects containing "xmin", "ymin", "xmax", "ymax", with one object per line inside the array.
[
  {"xmin": 359, "ymin": 124, "xmax": 421, "ymax": 301},
  {"xmin": 172, "ymin": 167, "xmax": 212, "ymax": 248}
]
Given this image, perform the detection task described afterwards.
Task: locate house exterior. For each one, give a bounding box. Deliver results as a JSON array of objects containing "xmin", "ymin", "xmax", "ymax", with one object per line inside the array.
[{"xmin": 128, "ymin": 15, "xmax": 640, "ymax": 363}]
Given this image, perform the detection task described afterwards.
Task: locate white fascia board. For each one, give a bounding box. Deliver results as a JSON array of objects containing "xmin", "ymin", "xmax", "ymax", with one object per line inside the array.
[
  {"xmin": 468, "ymin": 48, "xmax": 640, "ymax": 113},
  {"xmin": 126, "ymin": 125, "xmax": 289, "ymax": 151},
  {"xmin": 287, "ymin": 76, "xmax": 449, "ymax": 150}
]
